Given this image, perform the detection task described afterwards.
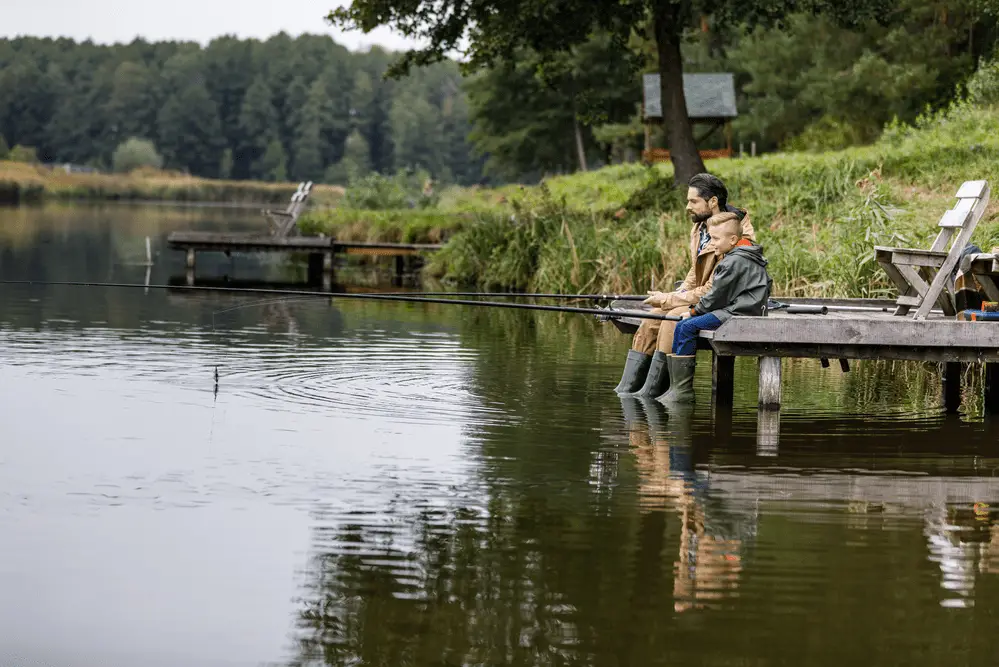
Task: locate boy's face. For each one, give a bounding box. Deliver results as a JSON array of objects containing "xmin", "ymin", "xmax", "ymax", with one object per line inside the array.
[{"xmin": 708, "ymin": 226, "xmax": 740, "ymax": 257}]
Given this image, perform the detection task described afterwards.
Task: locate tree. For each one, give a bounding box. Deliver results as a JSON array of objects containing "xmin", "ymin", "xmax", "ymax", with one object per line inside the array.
[
  {"xmin": 105, "ymin": 61, "xmax": 161, "ymax": 147},
  {"xmin": 329, "ymin": 0, "xmax": 891, "ymax": 184},
  {"xmin": 238, "ymin": 77, "xmax": 281, "ymax": 180},
  {"xmin": 112, "ymin": 137, "xmax": 164, "ymax": 173},
  {"xmin": 258, "ymin": 137, "xmax": 288, "ymax": 182},
  {"xmin": 157, "ymin": 81, "xmax": 225, "ymax": 176},
  {"xmin": 0, "ymin": 133, "xmax": 8, "ymax": 160},
  {"xmin": 290, "ymin": 81, "xmax": 326, "ymax": 181}
]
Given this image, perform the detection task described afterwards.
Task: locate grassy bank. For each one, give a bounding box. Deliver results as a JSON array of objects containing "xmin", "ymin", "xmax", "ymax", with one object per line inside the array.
[
  {"xmin": 0, "ymin": 162, "xmax": 344, "ymax": 205},
  {"xmin": 422, "ymin": 102, "xmax": 999, "ymax": 297}
]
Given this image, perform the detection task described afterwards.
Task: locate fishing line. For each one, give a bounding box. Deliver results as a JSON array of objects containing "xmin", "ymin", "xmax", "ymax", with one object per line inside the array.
[{"xmin": 0, "ymin": 280, "xmax": 684, "ymax": 321}]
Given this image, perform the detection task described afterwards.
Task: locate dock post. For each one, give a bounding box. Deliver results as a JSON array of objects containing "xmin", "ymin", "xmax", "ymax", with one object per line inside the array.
[
  {"xmin": 758, "ymin": 356, "xmax": 782, "ymax": 408},
  {"xmin": 185, "ymin": 248, "xmax": 196, "ymax": 270},
  {"xmin": 712, "ymin": 353, "xmax": 735, "ymax": 407},
  {"xmin": 322, "ymin": 251, "xmax": 333, "ymax": 291},
  {"xmin": 943, "ymin": 362, "xmax": 962, "ymax": 414},
  {"xmin": 985, "ymin": 363, "xmax": 999, "ymax": 416},
  {"xmin": 395, "ymin": 255, "xmax": 405, "ymax": 279},
  {"xmin": 307, "ymin": 253, "xmax": 324, "ymax": 285}
]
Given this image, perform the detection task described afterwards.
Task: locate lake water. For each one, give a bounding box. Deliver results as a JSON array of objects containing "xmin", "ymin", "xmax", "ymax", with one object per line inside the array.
[{"xmin": 2, "ymin": 202, "xmax": 999, "ymax": 666}]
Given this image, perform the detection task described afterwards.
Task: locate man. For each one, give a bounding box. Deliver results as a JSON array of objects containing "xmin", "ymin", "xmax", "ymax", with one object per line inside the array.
[
  {"xmin": 614, "ymin": 173, "xmax": 755, "ymax": 397},
  {"xmin": 659, "ymin": 212, "xmax": 772, "ymax": 404}
]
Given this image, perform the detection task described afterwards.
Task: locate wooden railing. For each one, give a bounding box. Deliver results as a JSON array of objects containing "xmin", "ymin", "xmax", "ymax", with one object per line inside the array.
[{"xmin": 641, "ymin": 148, "xmax": 732, "ymax": 164}]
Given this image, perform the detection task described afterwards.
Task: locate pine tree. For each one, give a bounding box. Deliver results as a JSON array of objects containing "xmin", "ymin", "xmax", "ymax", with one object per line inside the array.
[
  {"xmin": 290, "ymin": 80, "xmax": 326, "ymax": 181},
  {"xmin": 238, "ymin": 77, "xmax": 280, "ymax": 179},
  {"xmin": 258, "ymin": 137, "xmax": 288, "ymax": 182},
  {"xmin": 157, "ymin": 81, "xmax": 225, "ymax": 176}
]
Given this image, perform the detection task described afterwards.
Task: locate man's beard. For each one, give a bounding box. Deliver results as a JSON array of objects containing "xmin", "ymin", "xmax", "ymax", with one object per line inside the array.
[{"xmin": 690, "ymin": 210, "xmax": 712, "ymax": 223}]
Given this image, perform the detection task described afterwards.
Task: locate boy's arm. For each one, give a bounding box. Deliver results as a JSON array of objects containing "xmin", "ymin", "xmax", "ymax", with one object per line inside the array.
[{"xmin": 693, "ymin": 261, "xmax": 734, "ymax": 316}]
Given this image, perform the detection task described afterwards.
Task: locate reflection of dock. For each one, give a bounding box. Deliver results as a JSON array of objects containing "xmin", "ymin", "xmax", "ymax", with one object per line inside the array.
[{"xmin": 167, "ymin": 231, "xmax": 443, "ymax": 289}]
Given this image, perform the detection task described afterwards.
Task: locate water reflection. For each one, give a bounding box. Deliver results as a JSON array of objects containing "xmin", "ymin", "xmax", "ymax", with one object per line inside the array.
[{"xmin": 6, "ymin": 203, "xmax": 999, "ymax": 666}]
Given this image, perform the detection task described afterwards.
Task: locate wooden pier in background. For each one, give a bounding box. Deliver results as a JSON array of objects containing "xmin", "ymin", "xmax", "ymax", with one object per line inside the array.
[{"xmin": 166, "ymin": 231, "xmax": 442, "ymax": 289}]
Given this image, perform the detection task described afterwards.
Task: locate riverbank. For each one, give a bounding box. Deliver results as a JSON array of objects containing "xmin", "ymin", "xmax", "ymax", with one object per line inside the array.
[
  {"xmin": 305, "ymin": 101, "xmax": 999, "ymax": 297},
  {"xmin": 0, "ymin": 162, "xmax": 344, "ymax": 206}
]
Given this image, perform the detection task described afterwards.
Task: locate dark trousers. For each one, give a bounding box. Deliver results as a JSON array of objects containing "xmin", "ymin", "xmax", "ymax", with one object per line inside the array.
[{"xmin": 671, "ymin": 313, "xmax": 723, "ymax": 356}]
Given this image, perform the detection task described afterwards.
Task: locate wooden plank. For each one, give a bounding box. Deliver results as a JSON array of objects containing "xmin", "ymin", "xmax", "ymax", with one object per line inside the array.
[
  {"xmin": 977, "ymin": 273, "xmax": 999, "ymax": 302},
  {"xmin": 712, "ymin": 315, "xmax": 999, "ymax": 349},
  {"xmin": 915, "ymin": 182, "xmax": 991, "ymax": 319},
  {"xmin": 892, "ymin": 252, "xmax": 946, "ymax": 267},
  {"xmin": 896, "ymin": 265, "xmax": 931, "ymax": 298},
  {"xmin": 708, "ymin": 342, "xmax": 999, "ymax": 363},
  {"xmin": 955, "ymin": 180, "xmax": 988, "ymax": 199},
  {"xmin": 938, "ymin": 198, "xmax": 975, "ymax": 228}
]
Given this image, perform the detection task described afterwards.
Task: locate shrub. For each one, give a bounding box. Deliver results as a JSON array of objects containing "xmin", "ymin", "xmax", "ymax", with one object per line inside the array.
[
  {"xmin": 112, "ymin": 138, "xmax": 163, "ymax": 173},
  {"xmin": 341, "ymin": 168, "xmax": 439, "ymax": 210},
  {"xmin": 9, "ymin": 145, "xmax": 38, "ymax": 163}
]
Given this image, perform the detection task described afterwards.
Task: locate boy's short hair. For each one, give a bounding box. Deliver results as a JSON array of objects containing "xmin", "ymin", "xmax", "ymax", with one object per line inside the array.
[{"xmin": 706, "ymin": 211, "xmax": 741, "ymax": 238}]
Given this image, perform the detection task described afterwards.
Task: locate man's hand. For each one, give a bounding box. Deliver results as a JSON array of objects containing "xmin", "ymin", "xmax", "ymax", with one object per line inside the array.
[
  {"xmin": 643, "ymin": 291, "xmax": 669, "ymax": 306},
  {"xmin": 680, "ymin": 310, "xmax": 692, "ymax": 320}
]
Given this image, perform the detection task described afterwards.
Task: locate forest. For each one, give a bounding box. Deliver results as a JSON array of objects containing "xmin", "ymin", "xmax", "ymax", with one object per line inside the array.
[{"xmin": 0, "ymin": 0, "xmax": 996, "ymax": 185}]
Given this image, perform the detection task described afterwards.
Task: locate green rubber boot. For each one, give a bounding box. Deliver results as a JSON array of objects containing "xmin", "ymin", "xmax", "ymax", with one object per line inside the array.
[
  {"xmin": 614, "ymin": 350, "xmax": 652, "ymax": 394},
  {"xmin": 658, "ymin": 355, "xmax": 696, "ymax": 404},
  {"xmin": 630, "ymin": 351, "xmax": 670, "ymax": 398}
]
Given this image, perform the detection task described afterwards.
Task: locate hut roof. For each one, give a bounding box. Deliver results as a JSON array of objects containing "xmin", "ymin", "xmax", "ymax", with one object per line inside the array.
[{"xmin": 643, "ymin": 73, "xmax": 737, "ymax": 119}]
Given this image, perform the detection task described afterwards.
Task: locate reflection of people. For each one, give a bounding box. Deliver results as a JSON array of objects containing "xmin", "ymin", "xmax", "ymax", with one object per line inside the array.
[
  {"xmin": 614, "ymin": 174, "xmax": 755, "ymax": 398},
  {"xmin": 623, "ymin": 399, "xmax": 757, "ymax": 612}
]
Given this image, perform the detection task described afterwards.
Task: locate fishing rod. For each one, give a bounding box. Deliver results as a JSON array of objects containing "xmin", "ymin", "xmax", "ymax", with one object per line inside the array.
[
  {"xmin": 336, "ymin": 291, "xmax": 648, "ymax": 301},
  {"xmin": 0, "ymin": 280, "xmax": 684, "ymax": 322}
]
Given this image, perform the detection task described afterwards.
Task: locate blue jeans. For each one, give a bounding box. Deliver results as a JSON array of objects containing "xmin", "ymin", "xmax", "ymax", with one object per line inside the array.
[{"xmin": 671, "ymin": 313, "xmax": 723, "ymax": 356}]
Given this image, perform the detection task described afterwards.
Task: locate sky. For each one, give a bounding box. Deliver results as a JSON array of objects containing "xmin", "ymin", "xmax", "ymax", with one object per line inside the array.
[{"xmin": 1, "ymin": 0, "xmax": 425, "ymax": 52}]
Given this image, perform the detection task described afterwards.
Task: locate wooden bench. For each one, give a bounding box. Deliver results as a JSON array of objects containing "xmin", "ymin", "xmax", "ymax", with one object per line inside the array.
[
  {"xmin": 262, "ymin": 181, "xmax": 313, "ymax": 237},
  {"xmin": 875, "ymin": 180, "xmax": 991, "ymax": 320}
]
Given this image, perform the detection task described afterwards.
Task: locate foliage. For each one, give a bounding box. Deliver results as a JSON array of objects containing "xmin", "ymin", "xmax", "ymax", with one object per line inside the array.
[
  {"xmin": 0, "ymin": 160, "xmax": 344, "ymax": 205},
  {"xmin": 298, "ymin": 207, "xmax": 467, "ymax": 243},
  {"xmin": 111, "ymin": 137, "xmax": 164, "ymax": 173},
  {"xmin": 8, "ymin": 144, "xmax": 38, "ymax": 163},
  {"xmin": 0, "ymin": 35, "xmax": 485, "ymax": 185},
  {"xmin": 0, "ymin": 133, "xmax": 8, "ymax": 160},
  {"xmin": 340, "ymin": 168, "xmax": 439, "ymax": 210}
]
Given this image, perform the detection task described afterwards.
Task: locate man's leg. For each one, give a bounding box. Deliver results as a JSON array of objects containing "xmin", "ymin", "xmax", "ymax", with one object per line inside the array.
[
  {"xmin": 630, "ymin": 306, "xmax": 687, "ymax": 399},
  {"xmin": 659, "ymin": 314, "xmax": 723, "ymax": 404},
  {"xmin": 614, "ymin": 309, "xmax": 661, "ymax": 394}
]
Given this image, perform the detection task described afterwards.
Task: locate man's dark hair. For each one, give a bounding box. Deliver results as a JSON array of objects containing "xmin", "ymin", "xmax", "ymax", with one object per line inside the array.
[{"xmin": 688, "ymin": 173, "xmax": 728, "ymax": 210}]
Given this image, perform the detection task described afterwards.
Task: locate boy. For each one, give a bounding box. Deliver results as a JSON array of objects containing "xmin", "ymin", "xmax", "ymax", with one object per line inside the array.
[{"xmin": 658, "ymin": 212, "xmax": 772, "ymax": 404}]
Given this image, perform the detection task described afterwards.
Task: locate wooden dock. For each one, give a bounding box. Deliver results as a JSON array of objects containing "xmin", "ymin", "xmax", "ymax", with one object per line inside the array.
[
  {"xmin": 166, "ymin": 231, "xmax": 443, "ymax": 288},
  {"xmin": 604, "ymin": 297, "xmax": 999, "ymax": 414}
]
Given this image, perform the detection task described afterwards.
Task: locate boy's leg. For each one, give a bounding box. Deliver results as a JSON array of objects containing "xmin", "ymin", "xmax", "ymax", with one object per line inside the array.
[
  {"xmin": 660, "ymin": 314, "xmax": 723, "ymax": 404},
  {"xmin": 671, "ymin": 313, "xmax": 724, "ymax": 356}
]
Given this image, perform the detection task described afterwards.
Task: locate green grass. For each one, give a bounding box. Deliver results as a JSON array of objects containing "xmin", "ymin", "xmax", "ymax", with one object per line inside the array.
[{"xmin": 299, "ymin": 100, "xmax": 999, "ymax": 296}]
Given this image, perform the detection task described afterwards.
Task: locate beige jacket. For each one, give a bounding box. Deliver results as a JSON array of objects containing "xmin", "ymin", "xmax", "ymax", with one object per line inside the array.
[{"xmin": 662, "ymin": 208, "xmax": 756, "ymax": 309}]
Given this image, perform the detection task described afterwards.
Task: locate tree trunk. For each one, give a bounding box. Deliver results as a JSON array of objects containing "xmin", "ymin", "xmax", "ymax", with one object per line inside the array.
[
  {"xmin": 573, "ymin": 116, "xmax": 588, "ymax": 172},
  {"xmin": 653, "ymin": 1, "xmax": 705, "ymax": 186}
]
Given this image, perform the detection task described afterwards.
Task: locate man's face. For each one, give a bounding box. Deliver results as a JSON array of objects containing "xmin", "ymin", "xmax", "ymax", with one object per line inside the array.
[
  {"xmin": 708, "ymin": 225, "xmax": 739, "ymax": 257},
  {"xmin": 686, "ymin": 187, "xmax": 715, "ymax": 223}
]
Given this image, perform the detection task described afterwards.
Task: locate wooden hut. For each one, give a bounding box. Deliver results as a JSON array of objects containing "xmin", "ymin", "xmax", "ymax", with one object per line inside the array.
[{"xmin": 641, "ymin": 73, "xmax": 737, "ymax": 164}]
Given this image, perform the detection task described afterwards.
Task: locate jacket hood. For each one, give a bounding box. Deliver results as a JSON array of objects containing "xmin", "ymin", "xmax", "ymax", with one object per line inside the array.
[
  {"xmin": 725, "ymin": 204, "xmax": 748, "ymax": 220},
  {"xmin": 728, "ymin": 243, "xmax": 768, "ymax": 267}
]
